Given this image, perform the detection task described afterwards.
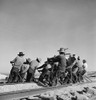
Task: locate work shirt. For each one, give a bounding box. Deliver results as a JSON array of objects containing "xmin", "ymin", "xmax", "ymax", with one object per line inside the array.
[
  {"xmin": 67, "ymin": 56, "xmax": 76, "ymax": 66},
  {"xmin": 76, "ymin": 60, "xmax": 83, "ymax": 71},
  {"xmin": 55, "ymin": 54, "xmax": 67, "ymax": 72},
  {"xmin": 20, "ymin": 64, "xmax": 29, "ymax": 73},
  {"xmin": 11, "ymin": 56, "xmax": 26, "ymax": 70},
  {"xmin": 29, "ymin": 60, "xmax": 39, "ymax": 70},
  {"xmin": 82, "ymin": 63, "xmax": 88, "ymax": 70}
]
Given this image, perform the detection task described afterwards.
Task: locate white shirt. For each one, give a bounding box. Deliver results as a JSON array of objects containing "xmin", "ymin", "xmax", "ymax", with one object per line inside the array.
[{"xmin": 83, "ymin": 63, "xmax": 88, "ymax": 70}]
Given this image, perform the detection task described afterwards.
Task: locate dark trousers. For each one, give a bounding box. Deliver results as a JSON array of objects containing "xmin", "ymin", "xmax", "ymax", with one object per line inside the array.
[
  {"xmin": 26, "ymin": 67, "xmax": 35, "ymax": 82},
  {"xmin": 39, "ymin": 72, "xmax": 45, "ymax": 82},
  {"xmin": 78, "ymin": 70, "xmax": 86, "ymax": 82},
  {"xmin": 57, "ymin": 70, "xmax": 65, "ymax": 84},
  {"xmin": 39, "ymin": 70, "xmax": 50, "ymax": 83},
  {"xmin": 20, "ymin": 72, "xmax": 27, "ymax": 82},
  {"xmin": 8, "ymin": 67, "xmax": 20, "ymax": 83}
]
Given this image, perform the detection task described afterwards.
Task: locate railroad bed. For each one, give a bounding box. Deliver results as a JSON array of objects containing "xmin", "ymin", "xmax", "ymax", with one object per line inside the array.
[
  {"xmin": 0, "ymin": 74, "xmax": 93, "ymax": 93},
  {"xmin": 0, "ymin": 77, "xmax": 91, "ymax": 93},
  {"xmin": 0, "ymin": 82, "xmax": 43, "ymax": 93},
  {"xmin": 0, "ymin": 75, "xmax": 95, "ymax": 100},
  {"xmin": 0, "ymin": 80, "xmax": 96, "ymax": 100}
]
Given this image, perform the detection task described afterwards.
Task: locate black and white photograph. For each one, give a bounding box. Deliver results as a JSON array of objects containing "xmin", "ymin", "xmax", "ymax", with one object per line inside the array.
[{"xmin": 0, "ymin": 0, "xmax": 96, "ymax": 100}]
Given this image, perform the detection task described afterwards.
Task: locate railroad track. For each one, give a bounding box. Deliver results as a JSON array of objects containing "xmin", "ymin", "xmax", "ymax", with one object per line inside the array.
[
  {"xmin": 0, "ymin": 81, "xmax": 35, "ymax": 86},
  {"xmin": 0, "ymin": 74, "xmax": 92, "ymax": 86},
  {"xmin": 0, "ymin": 79, "xmax": 96, "ymax": 100}
]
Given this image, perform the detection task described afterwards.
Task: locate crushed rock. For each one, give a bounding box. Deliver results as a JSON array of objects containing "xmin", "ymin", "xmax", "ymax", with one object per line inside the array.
[{"xmin": 0, "ymin": 83, "xmax": 42, "ymax": 93}]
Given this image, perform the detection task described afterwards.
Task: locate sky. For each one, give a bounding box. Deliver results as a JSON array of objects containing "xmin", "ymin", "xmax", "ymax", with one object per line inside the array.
[{"xmin": 0, "ymin": 0, "xmax": 96, "ymax": 73}]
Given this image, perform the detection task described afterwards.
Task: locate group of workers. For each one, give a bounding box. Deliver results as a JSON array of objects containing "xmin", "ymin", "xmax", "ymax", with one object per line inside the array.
[
  {"xmin": 8, "ymin": 52, "xmax": 41, "ymax": 83},
  {"xmin": 7, "ymin": 48, "xmax": 88, "ymax": 86},
  {"xmin": 37, "ymin": 48, "xmax": 88, "ymax": 86}
]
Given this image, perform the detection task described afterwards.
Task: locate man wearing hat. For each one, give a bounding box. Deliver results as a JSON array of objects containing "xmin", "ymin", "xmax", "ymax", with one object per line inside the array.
[
  {"xmin": 8, "ymin": 52, "xmax": 26, "ymax": 83},
  {"xmin": 79, "ymin": 59, "xmax": 88, "ymax": 82},
  {"xmin": 51, "ymin": 48, "xmax": 67, "ymax": 84},
  {"xmin": 26, "ymin": 58, "xmax": 42, "ymax": 82},
  {"xmin": 57, "ymin": 48, "xmax": 67, "ymax": 74}
]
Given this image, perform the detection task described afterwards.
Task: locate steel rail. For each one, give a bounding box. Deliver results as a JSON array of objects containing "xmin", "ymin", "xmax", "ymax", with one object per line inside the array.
[
  {"xmin": 0, "ymin": 80, "xmax": 96, "ymax": 100},
  {"xmin": 0, "ymin": 77, "xmax": 91, "ymax": 86},
  {"xmin": 0, "ymin": 81, "xmax": 35, "ymax": 86}
]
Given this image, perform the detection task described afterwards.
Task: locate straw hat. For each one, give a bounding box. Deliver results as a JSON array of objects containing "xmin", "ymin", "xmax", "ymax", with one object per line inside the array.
[{"xmin": 58, "ymin": 48, "xmax": 68, "ymax": 53}]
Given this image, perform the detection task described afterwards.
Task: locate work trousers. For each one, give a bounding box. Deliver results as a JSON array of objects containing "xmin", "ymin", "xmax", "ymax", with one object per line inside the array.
[
  {"xmin": 26, "ymin": 67, "xmax": 35, "ymax": 82},
  {"xmin": 8, "ymin": 67, "xmax": 20, "ymax": 83}
]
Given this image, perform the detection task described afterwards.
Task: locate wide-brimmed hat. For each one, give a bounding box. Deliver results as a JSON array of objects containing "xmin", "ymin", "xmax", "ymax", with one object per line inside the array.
[
  {"xmin": 18, "ymin": 52, "xmax": 25, "ymax": 56},
  {"xmin": 58, "ymin": 48, "xmax": 68, "ymax": 53}
]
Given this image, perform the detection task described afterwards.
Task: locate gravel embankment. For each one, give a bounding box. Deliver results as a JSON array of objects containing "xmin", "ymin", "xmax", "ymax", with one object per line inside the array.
[
  {"xmin": 1, "ymin": 81, "xmax": 96, "ymax": 100},
  {"xmin": 0, "ymin": 83, "xmax": 42, "ymax": 93},
  {"xmin": 27, "ymin": 82, "xmax": 96, "ymax": 100}
]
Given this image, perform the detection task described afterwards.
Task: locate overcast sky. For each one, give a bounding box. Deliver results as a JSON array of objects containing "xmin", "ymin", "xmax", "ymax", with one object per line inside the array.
[{"xmin": 0, "ymin": 0, "xmax": 96, "ymax": 73}]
